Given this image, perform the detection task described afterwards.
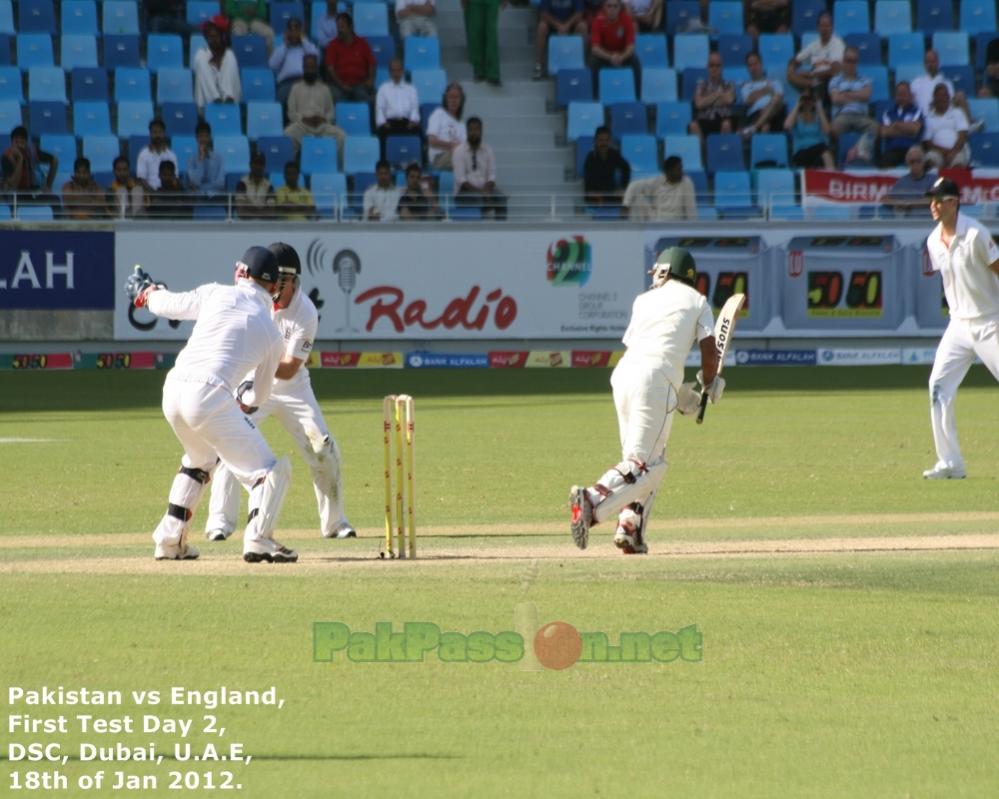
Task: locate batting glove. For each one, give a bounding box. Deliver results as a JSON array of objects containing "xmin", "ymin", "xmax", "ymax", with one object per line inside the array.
[
  {"xmin": 676, "ymin": 382, "xmax": 701, "ymax": 415},
  {"xmin": 236, "ymin": 380, "xmax": 258, "ymax": 415},
  {"xmin": 124, "ymin": 266, "xmax": 161, "ymax": 308},
  {"xmin": 696, "ymin": 370, "xmax": 726, "ymax": 405}
]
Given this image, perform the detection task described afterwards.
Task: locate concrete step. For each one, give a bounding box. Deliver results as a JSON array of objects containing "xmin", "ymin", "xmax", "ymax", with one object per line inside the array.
[
  {"xmin": 490, "ymin": 149, "xmax": 572, "ymax": 168},
  {"xmin": 497, "ymin": 163, "xmax": 573, "ymax": 183},
  {"xmin": 470, "ymin": 129, "xmax": 559, "ymax": 147},
  {"xmin": 480, "ymin": 113, "xmax": 561, "ymax": 132}
]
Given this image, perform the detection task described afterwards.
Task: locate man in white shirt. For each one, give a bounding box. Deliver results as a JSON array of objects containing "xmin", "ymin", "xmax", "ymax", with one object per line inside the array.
[
  {"xmin": 739, "ymin": 51, "xmax": 785, "ymax": 138},
  {"xmin": 396, "ymin": 0, "xmax": 437, "ymax": 37},
  {"xmin": 206, "ymin": 243, "xmax": 356, "ymax": 542},
  {"xmin": 124, "ymin": 247, "xmax": 298, "ymax": 563},
  {"xmin": 921, "ymin": 177, "xmax": 999, "ymax": 479},
  {"xmin": 568, "ymin": 247, "xmax": 722, "ymax": 554},
  {"xmin": 622, "ymin": 155, "xmax": 697, "ymax": 221},
  {"xmin": 452, "ymin": 116, "xmax": 506, "ymax": 219},
  {"xmin": 923, "ymin": 83, "xmax": 970, "ymax": 168},
  {"xmin": 910, "ymin": 49, "xmax": 955, "ymax": 115},
  {"xmin": 136, "ymin": 118, "xmax": 178, "ymax": 191},
  {"xmin": 787, "ymin": 11, "xmax": 844, "ymax": 96},
  {"xmin": 363, "ymin": 159, "xmax": 402, "ymax": 221},
  {"xmin": 376, "ymin": 57, "xmax": 422, "ymax": 159}
]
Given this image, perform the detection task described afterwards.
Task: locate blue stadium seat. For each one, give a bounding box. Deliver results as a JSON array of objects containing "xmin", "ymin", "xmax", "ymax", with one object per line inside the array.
[
  {"xmin": 971, "ymin": 133, "xmax": 999, "ymax": 166},
  {"xmin": 82, "ymin": 135, "xmax": 121, "ymax": 170},
  {"xmin": 933, "ymin": 32, "xmax": 969, "ymax": 65},
  {"xmin": 419, "ymin": 102, "xmax": 436, "ymax": 134},
  {"xmin": 833, "ymin": 0, "xmax": 870, "ymax": 34},
  {"xmin": 241, "ymin": 68, "xmax": 276, "ymax": 102},
  {"xmin": 214, "ymin": 135, "xmax": 251, "ymax": 177},
  {"xmin": 270, "ymin": 2, "xmax": 305, "ymax": 37},
  {"xmin": 960, "ymin": 0, "xmax": 997, "ymax": 35},
  {"xmin": 117, "ymin": 101, "xmax": 153, "ymax": 138},
  {"xmin": 193, "ymin": 205, "xmax": 228, "ymax": 221},
  {"xmin": 941, "ymin": 65, "xmax": 975, "ymax": 99},
  {"xmin": 28, "ymin": 67, "xmax": 67, "ymax": 103},
  {"xmin": 557, "ymin": 68, "xmax": 593, "ymax": 106},
  {"xmin": 750, "ymin": 132, "xmax": 790, "ymax": 168},
  {"xmin": 450, "ymin": 205, "xmax": 482, "ymax": 221},
  {"xmin": 336, "ymin": 101, "xmax": 371, "ymax": 134},
  {"xmin": 845, "ymin": 33, "xmax": 882, "ymax": 64},
  {"xmin": 599, "ymin": 67, "xmax": 636, "ymax": 105},
  {"xmin": 40, "ymin": 133, "xmax": 78, "ymax": 165},
  {"xmin": 873, "ymin": 1, "xmax": 912, "ymax": 34},
  {"xmin": 368, "ymin": 35, "xmax": 395, "ymax": 69},
  {"xmin": 916, "ymin": 0, "xmax": 953, "ymax": 29},
  {"xmin": 354, "ymin": 3, "xmax": 388, "ymax": 36},
  {"xmin": 672, "ymin": 34, "xmax": 709, "ymax": 72},
  {"xmin": 893, "ymin": 62, "xmax": 922, "ymax": 85},
  {"xmin": 410, "ymin": 68, "xmax": 446, "ymax": 105},
  {"xmin": 17, "ymin": 33, "xmax": 54, "ymax": 68},
  {"xmin": 974, "ymin": 33, "xmax": 997, "ymax": 71},
  {"xmin": 723, "ymin": 66, "xmax": 749, "ymax": 84},
  {"xmin": 666, "ymin": 0, "xmax": 701, "ymax": 34},
  {"xmin": 16, "ymin": 205, "xmax": 54, "ymax": 220},
  {"xmin": 71, "ymin": 67, "xmax": 108, "ymax": 102},
  {"xmin": 126, "ymin": 133, "xmax": 148, "ymax": 169},
  {"xmin": 62, "ymin": 0, "xmax": 98, "ymax": 34},
  {"xmin": 147, "ymin": 35, "xmax": 185, "ymax": 73},
  {"xmin": 547, "ymin": 35, "xmax": 585, "ymax": 75},
  {"xmin": 246, "ymin": 102, "xmax": 284, "ymax": 140},
  {"xmin": 713, "ymin": 170, "xmax": 754, "ymax": 216},
  {"xmin": 386, "ymin": 134, "xmax": 422, "ymax": 168},
  {"xmin": 187, "ymin": 1, "xmax": 219, "ymax": 28},
  {"xmin": 257, "ymin": 136, "xmax": 297, "ymax": 171},
  {"xmin": 609, "ymin": 102, "xmax": 647, "ymax": 138},
  {"xmin": 706, "ymin": 133, "xmax": 744, "ymax": 172},
  {"xmin": 791, "ymin": 0, "xmax": 825, "ymax": 36},
  {"xmin": 663, "ymin": 134, "xmax": 702, "ymax": 170},
  {"xmin": 0, "ymin": 65, "xmax": 21, "ymax": 101},
  {"xmin": 172, "ymin": 135, "xmax": 198, "ymax": 170},
  {"xmin": 887, "ymin": 33, "xmax": 924, "ymax": 69},
  {"xmin": 708, "ymin": 1, "xmax": 743, "ymax": 35},
  {"xmin": 567, "ymin": 101, "xmax": 604, "ymax": 142},
  {"xmin": 859, "ymin": 65, "xmax": 890, "ymax": 103},
  {"xmin": 343, "ymin": 134, "xmax": 379, "ymax": 175},
  {"xmin": 102, "ymin": 1, "xmax": 139, "ymax": 34},
  {"xmin": 688, "ymin": 171, "xmax": 708, "ymax": 206},
  {"xmin": 232, "ymin": 35, "xmax": 269, "ymax": 68},
  {"xmin": 60, "ymin": 35, "xmax": 99, "ymax": 71},
  {"xmin": 681, "ymin": 67, "xmax": 707, "ymax": 100},
  {"xmin": 311, "ymin": 171, "xmax": 346, "ymax": 218},
  {"xmin": 29, "ymin": 101, "xmax": 68, "ymax": 134},
  {"xmin": 156, "ymin": 67, "xmax": 194, "ymax": 104},
  {"xmin": 718, "ymin": 34, "xmax": 752, "ymax": 67},
  {"xmin": 0, "ymin": 33, "xmax": 10, "ymax": 64},
  {"xmin": 0, "ymin": 1, "xmax": 12, "ymax": 35},
  {"xmin": 19, "ymin": 0, "xmax": 54, "ymax": 33},
  {"xmin": 758, "ymin": 33, "xmax": 795, "ymax": 71},
  {"xmin": 967, "ymin": 98, "xmax": 999, "ymax": 133},
  {"xmin": 756, "ymin": 168, "xmax": 795, "ymax": 210},
  {"xmin": 161, "ymin": 102, "xmax": 199, "ymax": 137},
  {"xmin": 189, "ymin": 34, "xmax": 208, "ymax": 65},
  {"xmin": 654, "ymin": 100, "xmax": 691, "ymax": 136},
  {"xmin": 205, "ymin": 104, "xmax": 243, "ymax": 136},
  {"xmin": 575, "ymin": 135, "xmax": 593, "ymax": 176},
  {"xmin": 103, "ymin": 35, "xmax": 141, "ymax": 69},
  {"xmin": 74, "ymin": 103, "xmax": 113, "ymax": 136},
  {"xmin": 641, "ymin": 68, "xmax": 677, "ymax": 104},
  {"xmin": 635, "ymin": 34, "xmax": 668, "ymax": 68},
  {"xmin": 0, "ymin": 98, "xmax": 21, "ymax": 130},
  {"xmin": 620, "ymin": 133, "xmax": 658, "ymax": 174},
  {"xmin": 114, "ymin": 68, "xmax": 152, "ymax": 102},
  {"xmin": 300, "ymin": 136, "xmax": 339, "ymax": 175},
  {"xmin": 404, "ymin": 36, "xmax": 441, "ymax": 70}
]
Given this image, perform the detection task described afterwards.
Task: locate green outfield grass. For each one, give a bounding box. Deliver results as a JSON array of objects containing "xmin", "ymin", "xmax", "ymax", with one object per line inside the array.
[{"xmin": 1, "ymin": 367, "xmax": 997, "ymax": 797}]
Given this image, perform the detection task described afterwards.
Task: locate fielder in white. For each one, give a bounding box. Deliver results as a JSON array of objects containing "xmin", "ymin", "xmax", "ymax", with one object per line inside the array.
[
  {"xmin": 569, "ymin": 247, "xmax": 723, "ymax": 554},
  {"xmin": 205, "ymin": 242, "xmax": 356, "ymax": 541},
  {"xmin": 125, "ymin": 247, "xmax": 298, "ymax": 563},
  {"xmin": 922, "ymin": 177, "xmax": 999, "ymax": 479}
]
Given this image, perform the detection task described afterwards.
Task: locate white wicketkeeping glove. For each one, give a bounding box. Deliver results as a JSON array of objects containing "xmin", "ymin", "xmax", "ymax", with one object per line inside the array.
[
  {"xmin": 696, "ymin": 370, "xmax": 726, "ymax": 405},
  {"xmin": 676, "ymin": 382, "xmax": 701, "ymax": 415}
]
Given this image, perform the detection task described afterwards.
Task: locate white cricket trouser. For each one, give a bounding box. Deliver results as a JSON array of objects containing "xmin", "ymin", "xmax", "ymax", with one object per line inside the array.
[
  {"xmin": 928, "ymin": 316, "xmax": 999, "ymax": 471},
  {"xmin": 206, "ymin": 384, "xmax": 346, "ymax": 537}
]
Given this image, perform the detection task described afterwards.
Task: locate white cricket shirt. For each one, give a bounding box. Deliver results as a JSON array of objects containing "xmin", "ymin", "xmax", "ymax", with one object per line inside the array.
[
  {"xmin": 273, "ymin": 286, "xmax": 319, "ymax": 393},
  {"xmin": 926, "ymin": 212, "xmax": 999, "ymax": 320}
]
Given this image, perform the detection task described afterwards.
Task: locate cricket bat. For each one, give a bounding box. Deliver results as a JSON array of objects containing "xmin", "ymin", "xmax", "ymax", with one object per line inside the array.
[{"xmin": 696, "ymin": 292, "xmax": 746, "ymax": 425}]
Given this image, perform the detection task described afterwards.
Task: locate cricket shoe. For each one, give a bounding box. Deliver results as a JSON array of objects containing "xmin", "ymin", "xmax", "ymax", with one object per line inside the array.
[
  {"xmin": 613, "ymin": 508, "xmax": 648, "ymax": 555},
  {"xmin": 569, "ymin": 485, "xmax": 593, "ymax": 550},
  {"xmin": 922, "ymin": 463, "xmax": 967, "ymax": 480},
  {"xmin": 323, "ymin": 520, "xmax": 357, "ymax": 539},
  {"xmin": 243, "ymin": 538, "xmax": 299, "ymax": 564},
  {"xmin": 205, "ymin": 529, "xmax": 233, "ymax": 542},
  {"xmin": 154, "ymin": 541, "xmax": 200, "ymax": 561}
]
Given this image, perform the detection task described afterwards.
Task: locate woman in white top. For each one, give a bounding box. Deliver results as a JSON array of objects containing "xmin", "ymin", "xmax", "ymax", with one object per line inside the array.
[
  {"xmin": 426, "ymin": 83, "xmax": 467, "ymax": 170},
  {"xmin": 193, "ymin": 17, "xmax": 242, "ymax": 111}
]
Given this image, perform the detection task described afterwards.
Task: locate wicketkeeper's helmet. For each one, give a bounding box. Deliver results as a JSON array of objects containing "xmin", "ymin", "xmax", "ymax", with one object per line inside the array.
[
  {"xmin": 268, "ymin": 242, "xmax": 302, "ymax": 277},
  {"xmin": 238, "ymin": 246, "xmax": 280, "ymax": 283},
  {"xmin": 650, "ymin": 246, "xmax": 697, "ymax": 287}
]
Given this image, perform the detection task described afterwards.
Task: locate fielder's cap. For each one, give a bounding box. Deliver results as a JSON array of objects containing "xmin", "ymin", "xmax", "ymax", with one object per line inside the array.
[
  {"xmin": 238, "ymin": 246, "xmax": 279, "ymax": 283},
  {"xmin": 267, "ymin": 242, "xmax": 301, "ymax": 275},
  {"xmin": 654, "ymin": 246, "xmax": 697, "ymax": 282},
  {"xmin": 925, "ymin": 177, "xmax": 960, "ymax": 199}
]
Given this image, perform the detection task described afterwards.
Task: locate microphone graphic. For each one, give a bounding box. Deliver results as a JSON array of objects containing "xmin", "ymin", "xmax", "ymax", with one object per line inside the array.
[{"xmin": 332, "ymin": 248, "xmax": 361, "ymax": 333}]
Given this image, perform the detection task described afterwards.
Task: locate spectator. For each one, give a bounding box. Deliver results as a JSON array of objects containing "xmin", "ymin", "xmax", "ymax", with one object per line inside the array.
[
  {"xmin": 274, "ymin": 161, "xmax": 316, "ymax": 219},
  {"xmin": 284, "ymin": 53, "xmax": 346, "ymax": 155},
  {"xmin": 148, "ymin": 0, "xmax": 194, "ymax": 35},
  {"xmin": 740, "ymin": 51, "xmax": 785, "ymax": 137},
  {"xmin": 786, "ymin": 12, "xmax": 843, "ymax": 97},
  {"xmin": 463, "ymin": 0, "xmax": 505, "ymax": 86},
  {"xmin": 621, "ymin": 155, "xmax": 696, "ymax": 221},
  {"xmin": 453, "ymin": 116, "xmax": 507, "ymax": 219},
  {"xmin": 61, "ymin": 157, "xmax": 106, "ymax": 220},
  {"xmin": 398, "ymin": 163, "xmax": 442, "ymax": 219},
  {"xmin": 923, "ymin": 83, "xmax": 970, "ymax": 168},
  {"xmin": 426, "ymin": 83, "xmax": 467, "ymax": 170},
  {"xmin": 107, "ymin": 155, "xmax": 146, "ymax": 218},
  {"xmin": 193, "ymin": 16, "xmax": 242, "ymax": 111},
  {"xmin": 397, "ymin": 0, "xmax": 438, "ymax": 38},
  {"xmin": 979, "ymin": 36, "xmax": 999, "ymax": 99},
  {"xmin": 323, "ymin": 13, "xmax": 376, "ymax": 102},
  {"xmin": 315, "ymin": 0, "xmax": 339, "ymax": 48},
  {"xmin": 148, "ymin": 160, "xmax": 191, "ymax": 219},
  {"xmin": 269, "ymin": 17, "xmax": 320, "ymax": 108},
  {"xmin": 746, "ymin": 0, "xmax": 789, "ymax": 39},
  {"xmin": 910, "ymin": 49, "xmax": 975, "ymax": 129},
  {"xmin": 784, "ymin": 89, "xmax": 834, "ymax": 169},
  {"xmin": 1, "ymin": 125, "xmax": 58, "ymax": 202},
  {"xmin": 363, "ymin": 160, "xmax": 402, "ymax": 221},
  {"xmin": 136, "ymin": 118, "xmax": 178, "ymax": 191},
  {"xmin": 689, "ymin": 52, "xmax": 736, "ymax": 140},
  {"xmin": 376, "ymin": 58, "xmax": 422, "ymax": 158},
  {"xmin": 590, "ymin": 0, "xmax": 637, "ymax": 82},
  {"xmin": 534, "ymin": 0, "xmax": 586, "ymax": 80},
  {"xmin": 873, "ymin": 81, "xmax": 924, "ymax": 167},
  {"xmin": 224, "ymin": 0, "xmax": 275, "ymax": 51},
  {"xmin": 235, "ymin": 152, "xmax": 275, "ymax": 219},
  {"xmin": 828, "ymin": 46, "xmax": 877, "ymax": 163},
  {"xmin": 622, "ymin": 0, "xmax": 662, "ymax": 33},
  {"xmin": 882, "ymin": 146, "xmax": 936, "ymax": 216},
  {"xmin": 583, "ymin": 125, "xmax": 630, "ymax": 206},
  {"xmin": 186, "ymin": 121, "xmax": 226, "ymax": 198}
]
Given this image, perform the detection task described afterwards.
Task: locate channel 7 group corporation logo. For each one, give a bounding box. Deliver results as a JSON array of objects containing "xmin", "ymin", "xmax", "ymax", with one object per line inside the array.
[{"xmin": 546, "ymin": 235, "xmax": 591, "ymax": 288}]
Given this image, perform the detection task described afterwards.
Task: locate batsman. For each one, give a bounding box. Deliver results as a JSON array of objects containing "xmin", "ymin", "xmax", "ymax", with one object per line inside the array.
[{"xmin": 569, "ymin": 246, "xmax": 726, "ymax": 555}]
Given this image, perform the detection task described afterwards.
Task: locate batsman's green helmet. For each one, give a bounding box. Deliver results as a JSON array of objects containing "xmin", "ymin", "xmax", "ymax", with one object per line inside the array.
[{"xmin": 651, "ymin": 246, "xmax": 697, "ymax": 286}]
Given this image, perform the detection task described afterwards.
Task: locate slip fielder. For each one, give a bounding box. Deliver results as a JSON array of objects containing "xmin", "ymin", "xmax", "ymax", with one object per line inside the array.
[
  {"xmin": 205, "ymin": 242, "xmax": 356, "ymax": 541},
  {"xmin": 922, "ymin": 177, "xmax": 999, "ymax": 479},
  {"xmin": 569, "ymin": 247, "xmax": 724, "ymax": 554}
]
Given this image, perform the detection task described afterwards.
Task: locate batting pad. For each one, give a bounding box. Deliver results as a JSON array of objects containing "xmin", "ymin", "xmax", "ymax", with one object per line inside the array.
[
  {"xmin": 245, "ymin": 457, "xmax": 291, "ymax": 542},
  {"xmin": 592, "ymin": 460, "xmax": 667, "ymax": 526}
]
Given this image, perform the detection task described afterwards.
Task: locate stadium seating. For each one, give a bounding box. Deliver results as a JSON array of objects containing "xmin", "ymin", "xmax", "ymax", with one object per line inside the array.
[
  {"xmin": 343, "ymin": 135, "xmax": 379, "ymax": 176},
  {"xmin": 0, "ymin": 66, "xmax": 22, "ymax": 101},
  {"xmin": 874, "ymin": 1, "xmax": 912, "ymax": 33},
  {"xmin": 640, "ymin": 68, "xmax": 677, "ymax": 104},
  {"xmin": 257, "ymin": 136, "xmax": 297, "ymax": 171},
  {"xmin": 187, "ymin": 1, "xmax": 218, "ymax": 28},
  {"xmin": 336, "ymin": 102, "xmax": 371, "ymax": 135},
  {"xmin": 609, "ymin": 102, "xmax": 647, "ymax": 139},
  {"xmin": 567, "ymin": 102, "xmax": 605, "ymax": 142},
  {"xmin": 19, "ymin": 0, "xmax": 54, "ymax": 33},
  {"xmin": 548, "ymin": 35, "xmax": 585, "ymax": 75},
  {"xmin": 205, "ymin": 104, "xmax": 244, "ymax": 136},
  {"xmin": 271, "ymin": 2, "xmax": 305, "ymax": 37},
  {"xmin": 247, "ymin": 102, "xmax": 285, "ymax": 141},
  {"xmin": 28, "ymin": 67, "xmax": 68, "ymax": 103},
  {"xmin": 0, "ymin": 98, "xmax": 22, "ymax": 130},
  {"xmin": 40, "ymin": 133, "xmax": 77, "ymax": 166},
  {"xmin": 556, "ymin": 69, "xmax": 593, "ymax": 107},
  {"xmin": 410, "ymin": 68, "xmax": 446, "ymax": 105},
  {"xmin": 29, "ymin": 101, "xmax": 67, "ymax": 134},
  {"xmin": 960, "ymin": 0, "xmax": 997, "ymax": 34},
  {"xmin": 834, "ymin": 0, "xmax": 870, "ymax": 35},
  {"xmin": 71, "ymin": 67, "xmax": 109, "ymax": 102},
  {"xmin": 756, "ymin": 168, "xmax": 795, "ymax": 211},
  {"xmin": 620, "ymin": 134, "xmax": 659, "ymax": 174},
  {"xmin": 103, "ymin": 1, "xmax": 139, "ymax": 34},
  {"xmin": 713, "ymin": 170, "xmax": 754, "ymax": 217},
  {"xmin": 971, "ymin": 133, "xmax": 999, "ymax": 166},
  {"xmin": 311, "ymin": 171, "xmax": 346, "ymax": 218},
  {"xmin": 0, "ymin": 1, "xmax": 12, "ymax": 36},
  {"xmin": 967, "ymin": 98, "xmax": 999, "ymax": 133},
  {"xmin": 17, "ymin": 33, "xmax": 54, "ymax": 68},
  {"xmin": 750, "ymin": 133, "xmax": 790, "ymax": 168},
  {"xmin": 707, "ymin": 1, "xmax": 743, "ymax": 35},
  {"xmin": 672, "ymin": 34, "xmax": 709, "ymax": 72},
  {"xmin": 354, "ymin": 3, "xmax": 388, "ymax": 36},
  {"xmin": 933, "ymin": 32, "xmax": 970, "ymax": 66},
  {"xmin": 82, "ymin": 134, "xmax": 121, "ymax": 170},
  {"xmin": 654, "ymin": 101, "xmax": 692, "ymax": 136},
  {"xmin": 385, "ymin": 134, "xmax": 422, "ymax": 168},
  {"xmin": 74, "ymin": 103, "xmax": 112, "ymax": 136},
  {"xmin": 666, "ymin": 1, "xmax": 700, "ymax": 34},
  {"xmin": 888, "ymin": 33, "xmax": 925, "ymax": 69},
  {"xmin": 115, "ymin": 67, "xmax": 152, "ymax": 102},
  {"xmin": 232, "ymin": 35, "xmax": 269, "ymax": 69},
  {"xmin": 718, "ymin": 34, "xmax": 752, "ymax": 67},
  {"xmin": 368, "ymin": 35, "xmax": 395, "ymax": 69},
  {"xmin": 706, "ymin": 133, "xmax": 745, "ymax": 173},
  {"xmin": 404, "ymin": 36, "xmax": 441, "ymax": 71},
  {"xmin": 62, "ymin": 0, "xmax": 98, "ymax": 35},
  {"xmin": 242, "ymin": 68, "xmax": 277, "ymax": 102},
  {"xmin": 758, "ymin": 33, "xmax": 794, "ymax": 71},
  {"xmin": 917, "ymin": 0, "xmax": 953, "ymax": 30},
  {"xmin": 791, "ymin": 0, "xmax": 825, "ymax": 36},
  {"xmin": 215, "ymin": 135, "xmax": 251, "ymax": 177},
  {"xmin": 663, "ymin": 134, "xmax": 702, "ymax": 170},
  {"xmin": 635, "ymin": 34, "xmax": 668, "ymax": 68},
  {"xmin": 147, "ymin": 35, "xmax": 185, "ymax": 73},
  {"xmin": 300, "ymin": 136, "xmax": 339, "ymax": 175},
  {"xmin": 103, "ymin": 35, "xmax": 141, "ymax": 69},
  {"xmin": 845, "ymin": 33, "xmax": 882, "ymax": 64},
  {"xmin": 156, "ymin": 67, "xmax": 194, "ymax": 104},
  {"xmin": 117, "ymin": 101, "xmax": 154, "ymax": 138},
  {"xmin": 598, "ymin": 68, "xmax": 636, "ymax": 105},
  {"xmin": 61, "ymin": 34, "xmax": 99, "ymax": 70}
]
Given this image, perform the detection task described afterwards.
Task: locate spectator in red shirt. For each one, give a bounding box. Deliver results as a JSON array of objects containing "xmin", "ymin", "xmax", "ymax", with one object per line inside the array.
[
  {"xmin": 324, "ymin": 12, "xmax": 376, "ymax": 103},
  {"xmin": 590, "ymin": 0, "xmax": 636, "ymax": 83}
]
